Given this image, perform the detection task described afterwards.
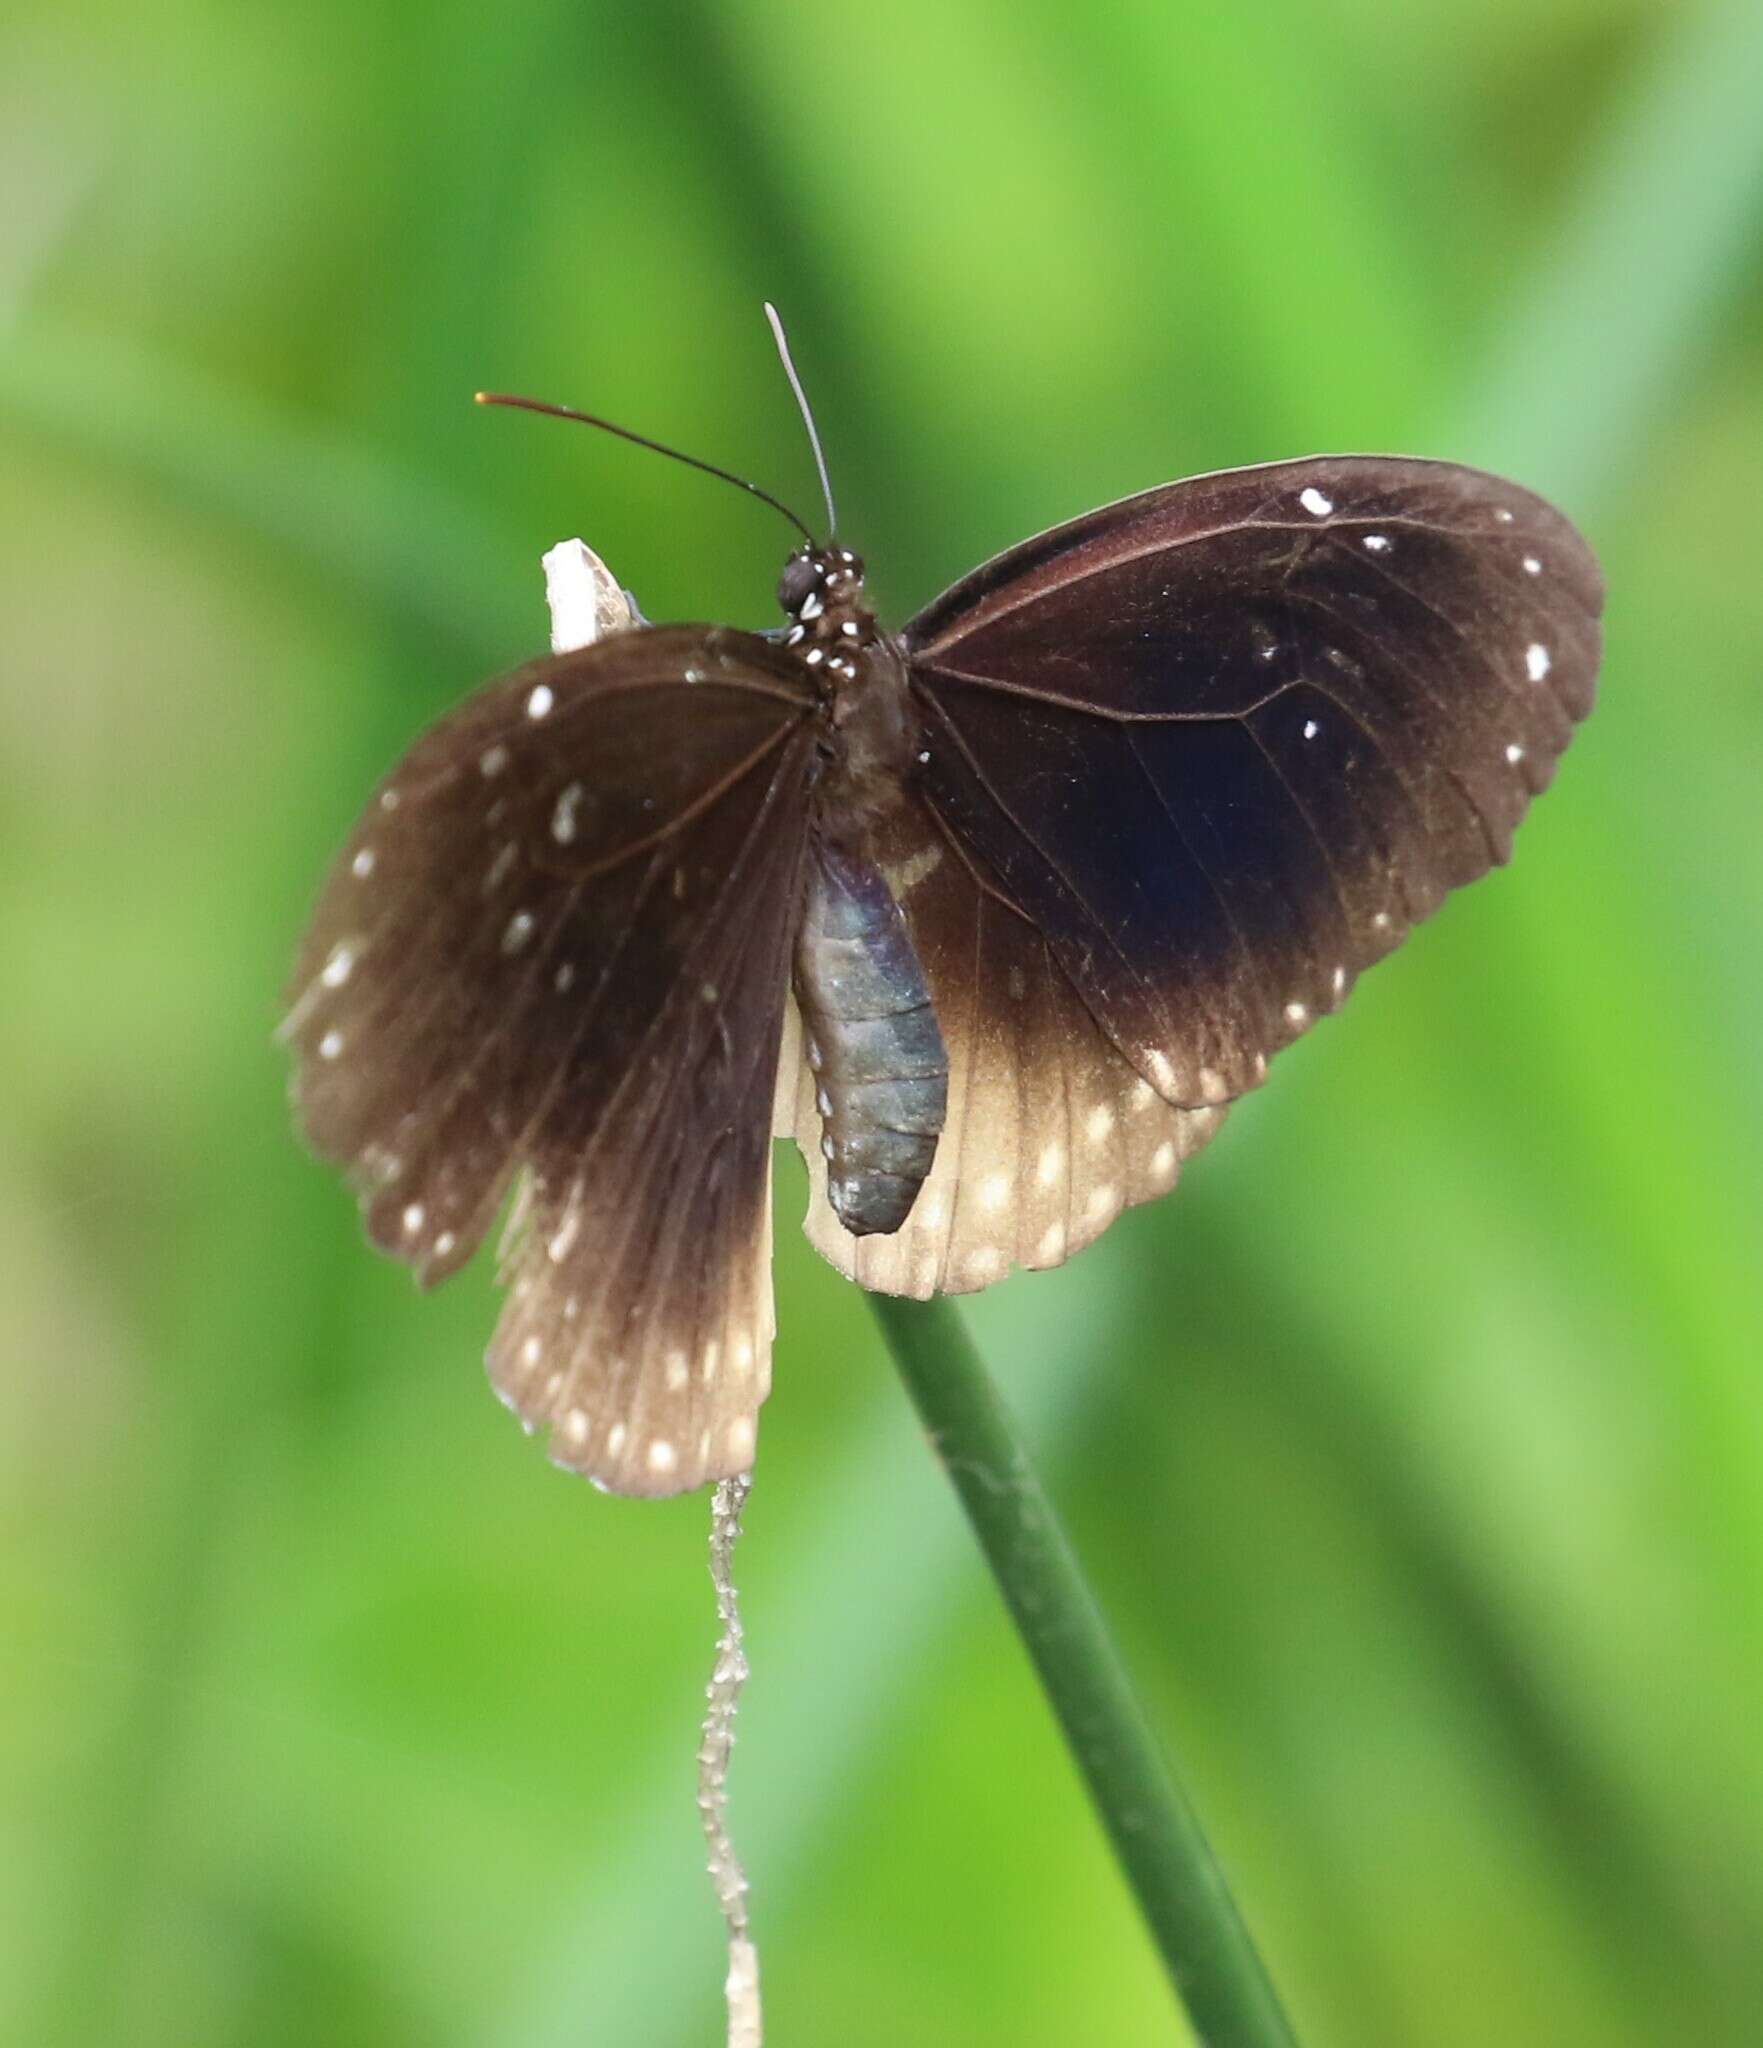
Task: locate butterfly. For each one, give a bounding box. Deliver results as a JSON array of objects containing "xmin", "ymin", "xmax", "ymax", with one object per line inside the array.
[{"xmin": 283, "ymin": 359, "xmax": 1601, "ymax": 1497}]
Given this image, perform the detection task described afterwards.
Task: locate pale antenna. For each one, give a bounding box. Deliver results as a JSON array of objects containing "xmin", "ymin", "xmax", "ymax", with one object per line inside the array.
[{"xmin": 763, "ymin": 302, "xmax": 837, "ymax": 539}]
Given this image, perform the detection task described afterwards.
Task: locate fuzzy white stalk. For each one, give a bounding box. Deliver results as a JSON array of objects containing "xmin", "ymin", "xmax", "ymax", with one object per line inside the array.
[{"xmin": 700, "ymin": 1475, "xmax": 761, "ymax": 2048}]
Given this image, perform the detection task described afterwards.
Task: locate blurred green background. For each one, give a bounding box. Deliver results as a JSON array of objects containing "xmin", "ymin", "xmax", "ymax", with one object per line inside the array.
[{"xmin": 4, "ymin": 1, "xmax": 1762, "ymax": 2043}]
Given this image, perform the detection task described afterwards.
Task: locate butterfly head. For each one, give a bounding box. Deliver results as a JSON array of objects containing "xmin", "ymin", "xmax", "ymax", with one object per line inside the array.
[{"xmin": 778, "ymin": 546, "xmax": 873, "ymax": 675}]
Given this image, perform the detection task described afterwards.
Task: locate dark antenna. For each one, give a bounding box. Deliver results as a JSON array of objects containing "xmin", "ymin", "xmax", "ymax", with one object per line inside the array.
[
  {"xmin": 474, "ymin": 391, "xmax": 819, "ymax": 547},
  {"xmin": 763, "ymin": 303, "xmax": 837, "ymax": 538}
]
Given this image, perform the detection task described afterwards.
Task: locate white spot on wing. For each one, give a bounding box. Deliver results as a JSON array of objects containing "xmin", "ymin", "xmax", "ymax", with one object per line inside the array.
[
  {"xmin": 647, "ymin": 1439, "xmax": 678, "ymax": 1475},
  {"xmin": 318, "ymin": 1029, "xmax": 344, "ymax": 1060},
  {"xmin": 1285, "ymin": 1001, "xmax": 1309, "ymax": 1027},
  {"xmin": 352, "ymin": 848, "xmax": 376, "ymax": 878},
  {"xmin": 527, "ymin": 683, "xmax": 554, "ymax": 719},
  {"xmin": 564, "ymin": 1409, "xmax": 589, "ymax": 1446},
  {"xmin": 1505, "ymin": 742, "xmax": 1526, "ymax": 765},
  {"xmin": 1362, "ymin": 533, "xmax": 1391, "ymax": 553},
  {"xmin": 552, "ymin": 782, "xmax": 583, "ymax": 843},
  {"xmin": 401, "ymin": 1202, "xmax": 425, "ymax": 1236},
  {"xmin": 502, "ymin": 910, "xmax": 536, "ymax": 954},
  {"xmin": 964, "ymin": 1247, "xmax": 1003, "ymax": 1284},
  {"xmin": 321, "ymin": 943, "xmax": 355, "ymax": 988},
  {"xmin": 1036, "ymin": 1221, "xmax": 1066, "ymax": 1264},
  {"xmin": 1522, "ymin": 554, "xmax": 1542, "ymax": 575},
  {"xmin": 1150, "ymin": 1141, "xmax": 1176, "ymax": 1181},
  {"xmin": 479, "ymin": 744, "xmax": 509, "ymax": 777},
  {"xmin": 1036, "ymin": 1143, "xmax": 1064, "ymax": 1187},
  {"xmin": 727, "ymin": 1417, "xmax": 755, "ymax": 1462},
  {"xmin": 1299, "ymin": 486, "xmax": 1333, "ymax": 517},
  {"xmin": 665, "ymin": 1349, "xmax": 689, "ymax": 1391},
  {"xmin": 1085, "ymin": 1183, "xmax": 1119, "ymax": 1225},
  {"xmin": 1085, "ymin": 1104, "xmax": 1114, "ymax": 1145},
  {"xmin": 547, "ymin": 1211, "xmax": 579, "ymax": 1262},
  {"xmin": 880, "ymin": 842, "xmax": 943, "ymax": 895},
  {"xmin": 979, "ymin": 1174, "xmax": 1010, "ymax": 1213},
  {"xmin": 1525, "ymin": 642, "xmax": 1551, "ymax": 681},
  {"xmin": 522, "ymin": 1334, "xmax": 541, "ymax": 1367}
]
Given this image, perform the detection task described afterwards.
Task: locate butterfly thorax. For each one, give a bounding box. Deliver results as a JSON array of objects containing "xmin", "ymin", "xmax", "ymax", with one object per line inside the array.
[
  {"xmin": 778, "ymin": 543, "xmax": 947, "ymax": 1237},
  {"xmin": 779, "ymin": 544, "xmax": 914, "ymax": 832}
]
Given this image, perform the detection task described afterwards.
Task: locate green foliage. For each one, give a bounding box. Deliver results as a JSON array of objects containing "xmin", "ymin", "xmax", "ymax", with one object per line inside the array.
[{"xmin": 2, "ymin": 1, "xmax": 1760, "ymax": 2042}]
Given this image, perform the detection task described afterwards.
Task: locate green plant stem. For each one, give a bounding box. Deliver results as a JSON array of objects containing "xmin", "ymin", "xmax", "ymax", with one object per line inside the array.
[{"xmin": 869, "ymin": 1292, "xmax": 1300, "ymax": 2048}]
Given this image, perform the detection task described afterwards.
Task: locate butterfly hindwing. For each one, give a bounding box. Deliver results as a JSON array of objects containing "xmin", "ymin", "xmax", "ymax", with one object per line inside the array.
[
  {"xmin": 283, "ymin": 626, "xmax": 815, "ymax": 1493},
  {"xmin": 903, "ymin": 456, "xmax": 1602, "ymax": 1115}
]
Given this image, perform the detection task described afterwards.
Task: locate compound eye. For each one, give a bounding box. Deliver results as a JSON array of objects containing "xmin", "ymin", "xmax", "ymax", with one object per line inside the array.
[{"xmin": 776, "ymin": 551, "xmax": 823, "ymax": 615}]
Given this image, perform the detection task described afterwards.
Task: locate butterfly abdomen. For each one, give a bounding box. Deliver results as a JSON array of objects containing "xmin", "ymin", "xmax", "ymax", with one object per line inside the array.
[{"xmin": 794, "ymin": 837, "xmax": 948, "ymax": 1237}]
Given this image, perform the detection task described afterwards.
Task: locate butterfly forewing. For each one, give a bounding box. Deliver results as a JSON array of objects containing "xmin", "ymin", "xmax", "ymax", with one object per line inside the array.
[
  {"xmin": 903, "ymin": 456, "xmax": 1602, "ymax": 1114},
  {"xmin": 283, "ymin": 626, "xmax": 815, "ymax": 1493}
]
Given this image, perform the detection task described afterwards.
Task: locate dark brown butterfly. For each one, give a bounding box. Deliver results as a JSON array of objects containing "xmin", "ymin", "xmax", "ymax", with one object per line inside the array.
[{"xmin": 284, "ymin": 377, "xmax": 1601, "ymax": 1497}]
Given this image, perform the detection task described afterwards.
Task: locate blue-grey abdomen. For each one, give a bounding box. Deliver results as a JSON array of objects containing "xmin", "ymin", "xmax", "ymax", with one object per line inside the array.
[{"xmin": 794, "ymin": 838, "xmax": 947, "ymax": 1236}]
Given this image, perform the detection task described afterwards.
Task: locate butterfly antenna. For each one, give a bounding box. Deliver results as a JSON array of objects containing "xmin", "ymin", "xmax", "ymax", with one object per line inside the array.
[
  {"xmin": 474, "ymin": 390, "xmax": 818, "ymax": 547},
  {"xmin": 763, "ymin": 302, "xmax": 837, "ymax": 539}
]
